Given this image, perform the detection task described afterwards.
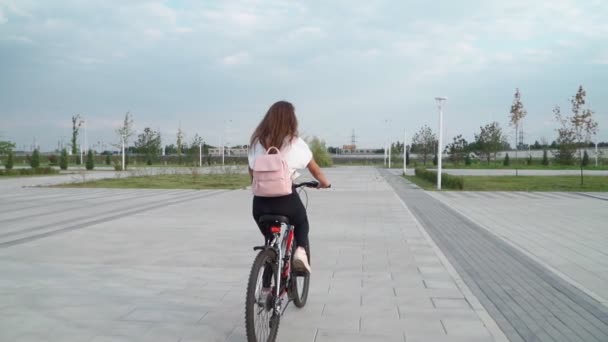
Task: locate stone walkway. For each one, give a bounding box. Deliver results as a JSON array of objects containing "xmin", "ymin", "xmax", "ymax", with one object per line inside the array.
[
  {"xmin": 0, "ymin": 167, "xmax": 501, "ymax": 341},
  {"xmin": 381, "ymin": 170, "xmax": 608, "ymax": 342},
  {"xmin": 428, "ymin": 191, "xmax": 608, "ymax": 305}
]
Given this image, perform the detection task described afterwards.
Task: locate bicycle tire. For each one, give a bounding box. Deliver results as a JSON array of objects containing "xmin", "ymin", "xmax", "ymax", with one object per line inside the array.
[
  {"xmin": 245, "ymin": 249, "xmax": 280, "ymax": 342},
  {"xmin": 292, "ymin": 244, "xmax": 311, "ymax": 308}
]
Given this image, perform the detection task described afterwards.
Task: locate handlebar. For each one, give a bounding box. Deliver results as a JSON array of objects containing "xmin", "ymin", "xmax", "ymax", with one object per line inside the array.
[{"xmin": 293, "ymin": 181, "xmax": 331, "ymax": 189}]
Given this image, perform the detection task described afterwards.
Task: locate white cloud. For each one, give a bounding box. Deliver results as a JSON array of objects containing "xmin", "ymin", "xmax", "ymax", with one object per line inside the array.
[
  {"xmin": 141, "ymin": 2, "xmax": 177, "ymax": 25},
  {"xmin": 220, "ymin": 52, "xmax": 251, "ymax": 66},
  {"xmin": 592, "ymin": 54, "xmax": 608, "ymax": 65},
  {"xmin": 143, "ymin": 28, "xmax": 164, "ymax": 41},
  {"xmin": 0, "ymin": 35, "xmax": 33, "ymax": 44},
  {"xmin": 175, "ymin": 27, "xmax": 193, "ymax": 34},
  {"xmin": 74, "ymin": 56, "xmax": 104, "ymax": 65},
  {"xmin": 290, "ymin": 26, "xmax": 324, "ymax": 38}
]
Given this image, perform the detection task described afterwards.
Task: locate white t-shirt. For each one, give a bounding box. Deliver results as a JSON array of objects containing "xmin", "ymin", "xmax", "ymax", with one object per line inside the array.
[{"xmin": 248, "ymin": 137, "xmax": 313, "ymax": 180}]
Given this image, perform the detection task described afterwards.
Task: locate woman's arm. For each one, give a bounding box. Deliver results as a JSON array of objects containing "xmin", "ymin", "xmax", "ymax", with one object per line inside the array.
[{"xmin": 307, "ymin": 159, "xmax": 331, "ymax": 188}]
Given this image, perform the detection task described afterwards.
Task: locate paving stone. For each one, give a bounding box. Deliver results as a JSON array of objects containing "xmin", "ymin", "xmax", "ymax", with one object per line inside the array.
[{"xmin": 0, "ymin": 168, "xmax": 500, "ymax": 341}]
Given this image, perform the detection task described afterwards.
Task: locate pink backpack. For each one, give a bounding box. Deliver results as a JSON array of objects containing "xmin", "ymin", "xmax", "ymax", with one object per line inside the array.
[{"xmin": 252, "ymin": 146, "xmax": 293, "ymax": 197}]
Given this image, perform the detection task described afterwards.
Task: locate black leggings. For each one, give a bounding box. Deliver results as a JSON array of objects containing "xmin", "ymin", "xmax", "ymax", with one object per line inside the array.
[{"xmin": 252, "ymin": 191, "xmax": 309, "ymax": 248}]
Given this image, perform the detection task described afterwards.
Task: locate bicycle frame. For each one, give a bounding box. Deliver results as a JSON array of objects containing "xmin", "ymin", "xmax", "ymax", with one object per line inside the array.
[{"xmin": 253, "ymin": 222, "xmax": 295, "ymax": 316}]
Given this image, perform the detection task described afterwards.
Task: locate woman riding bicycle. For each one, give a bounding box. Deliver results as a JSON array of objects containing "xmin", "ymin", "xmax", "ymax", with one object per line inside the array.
[{"xmin": 248, "ymin": 100, "xmax": 331, "ymax": 273}]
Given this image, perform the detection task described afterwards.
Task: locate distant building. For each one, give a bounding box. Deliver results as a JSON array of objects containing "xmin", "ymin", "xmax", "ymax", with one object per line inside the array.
[{"xmin": 208, "ymin": 147, "xmax": 248, "ymax": 157}]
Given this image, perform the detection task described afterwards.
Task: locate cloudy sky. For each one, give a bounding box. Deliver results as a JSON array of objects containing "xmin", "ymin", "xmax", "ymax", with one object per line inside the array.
[{"xmin": 1, "ymin": 0, "xmax": 607, "ymax": 151}]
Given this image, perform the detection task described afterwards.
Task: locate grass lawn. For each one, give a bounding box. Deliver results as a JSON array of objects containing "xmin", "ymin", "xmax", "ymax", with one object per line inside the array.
[
  {"xmin": 393, "ymin": 163, "xmax": 608, "ymax": 170},
  {"xmin": 404, "ymin": 175, "xmax": 608, "ymax": 192},
  {"xmin": 56, "ymin": 173, "xmax": 251, "ymax": 190}
]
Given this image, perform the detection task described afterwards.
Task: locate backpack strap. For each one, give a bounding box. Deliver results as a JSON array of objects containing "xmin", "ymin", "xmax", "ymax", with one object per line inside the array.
[{"xmin": 266, "ymin": 146, "xmax": 281, "ymax": 155}]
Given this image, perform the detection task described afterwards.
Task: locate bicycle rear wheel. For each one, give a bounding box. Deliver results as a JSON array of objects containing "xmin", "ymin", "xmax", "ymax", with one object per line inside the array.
[
  {"xmin": 245, "ymin": 249, "xmax": 280, "ymax": 342},
  {"xmin": 292, "ymin": 244, "xmax": 311, "ymax": 308}
]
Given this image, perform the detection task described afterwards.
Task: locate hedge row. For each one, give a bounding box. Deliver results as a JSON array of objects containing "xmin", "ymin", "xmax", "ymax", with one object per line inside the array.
[
  {"xmin": 414, "ymin": 168, "xmax": 465, "ymax": 190},
  {"xmin": 0, "ymin": 167, "xmax": 59, "ymax": 176}
]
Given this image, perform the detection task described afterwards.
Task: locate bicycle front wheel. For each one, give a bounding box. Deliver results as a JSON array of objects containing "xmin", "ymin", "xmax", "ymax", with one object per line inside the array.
[
  {"xmin": 292, "ymin": 244, "xmax": 311, "ymax": 308},
  {"xmin": 245, "ymin": 249, "xmax": 280, "ymax": 342}
]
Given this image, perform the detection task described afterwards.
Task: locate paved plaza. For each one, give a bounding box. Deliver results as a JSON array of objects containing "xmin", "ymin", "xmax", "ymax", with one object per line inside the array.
[{"xmin": 1, "ymin": 166, "xmax": 607, "ymax": 341}]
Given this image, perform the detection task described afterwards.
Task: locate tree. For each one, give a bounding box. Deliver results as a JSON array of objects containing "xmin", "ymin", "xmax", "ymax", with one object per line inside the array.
[
  {"xmin": 465, "ymin": 154, "xmax": 472, "ymax": 166},
  {"xmin": 509, "ymin": 88, "xmax": 527, "ymax": 151},
  {"xmin": 411, "ymin": 125, "xmax": 437, "ymax": 165},
  {"xmin": 165, "ymin": 144, "xmax": 178, "ymax": 155},
  {"xmin": 532, "ymin": 140, "xmax": 541, "ymax": 150},
  {"xmin": 71, "ymin": 114, "xmax": 83, "ymax": 156},
  {"xmin": 307, "ymin": 137, "xmax": 332, "ymax": 167},
  {"xmin": 475, "ymin": 122, "xmax": 505, "ymax": 164},
  {"xmin": 176, "ymin": 127, "xmax": 184, "ymax": 156},
  {"xmin": 391, "ymin": 141, "xmax": 404, "ymax": 156},
  {"xmin": 0, "ymin": 140, "xmax": 16, "ymax": 155},
  {"xmin": 405, "ymin": 147, "xmax": 410, "ymax": 165},
  {"xmin": 5, "ymin": 150, "xmax": 14, "ymax": 170},
  {"xmin": 86, "ymin": 149, "xmax": 95, "ymax": 170},
  {"xmin": 105, "ymin": 153, "xmax": 112, "ymax": 165},
  {"xmin": 31, "ymin": 149, "xmax": 40, "ymax": 168},
  {"xmin": 542, "ymin": 149, "xmax": 549, "ymax": 166},
  {"xmin": 570, "ymin": 86, "xmax": 598, "ymax": 160},
  {"xmin": 187, "ymin": 134, "xmax": 204, "ymax": 164},
  {"xmin": 444, "ymin": 134, "xmax": 468, "ymax": 165},
  {"xmin": 504, "ymin": 153, "xmax": 510, "ymax": 166},
  {"xmin": 60, "ymin": 149, "xmax": 69, "ymax": 170},
  {"xmin": 135, "ymin": 127, "xmax": 162, "ymax": 165},
  {"xmin": 432, "ymin": 154, "xmax": 438, "ymax": 166},
  {"xmin": 554, "ymin": 106, "xmax": 577, "ymax": 165},
  {"xmin": 116, "ymin": 111, "xmax": 135, "ymax": 166}
]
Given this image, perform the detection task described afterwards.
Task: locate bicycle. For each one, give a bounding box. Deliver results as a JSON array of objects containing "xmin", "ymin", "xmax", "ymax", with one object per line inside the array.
[{"xmin": 245, "ymin": 180, "xmax": 323, "ymax": 342}]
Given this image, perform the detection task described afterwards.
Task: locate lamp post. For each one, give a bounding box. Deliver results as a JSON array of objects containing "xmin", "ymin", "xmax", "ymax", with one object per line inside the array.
[
  {"xmin": 403, "ymin": 129, "xmax": 407, "ymax": 175},
  {"xmin": 435, "ymin": 97, "xmax": 447, "ymax": 190},
  {"xmin": 222, "ymin": 120, "xmax": 232, "ymax": 168},
  {"xmin": 384, "ymin": 119, "xmax": 391, "ymax": 168},
  {"xmin": 121, "ymin": 134, "xmax": 126, "ymax": 171}
]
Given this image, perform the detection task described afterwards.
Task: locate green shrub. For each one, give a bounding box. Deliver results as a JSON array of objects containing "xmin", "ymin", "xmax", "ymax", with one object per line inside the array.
[
  {"xmin": 432, "ymin": 154, "xmax": 438, "ymax": 166},
  {"xmin": 5, "ymin": 151, "xmax": 14, "ymax": 170},
  {"xmin": 465, "ymin": 154, "xmax": 472, "ymax": 166},
  {"xmin": 105, "ymin": 154, "xmax": 112, "ymax": 165},
  {"xmin": 527, "ymin": 155, "xmax": 533, "ymax": 165},
  {"xmin": 0, "ymin": 167, "xmax": 59, "ymax": 176},
  {"xmin": 414, "ymin": 168, "xmax": 464, "ymax": 190},
  {"xmin": 86, "ymin": 150, "xmax": 95, "ymax": 170},
  {"xmin": 307, "ymin": 136, "xmax": 333, "ymax": 167},
  {"xmin": 60, "ymin": 149, "xmax": 69, "ymax": 170},
  {"xmin": 582, "ymin": 151, "xmax": 589, "ymax": 167},
  {"xmin": 503, "ymin": 153, "xmax": 510, "ymax": 166},
  {"xmin": 114, "ymin": 163, "xmax": 123, "ymax": 171},
  {"xmin": 31, "ymin": 149, "xmax": 40, "ymax": 168},
  {"xmin": 48, "ymin": 154, "xmax": 58, "ymax": 166}
]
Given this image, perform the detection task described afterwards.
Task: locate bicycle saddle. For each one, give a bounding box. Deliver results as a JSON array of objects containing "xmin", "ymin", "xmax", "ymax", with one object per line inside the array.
[{"xmin": 258, "ymin": 215, "xmax": 290, "ymax": 226}]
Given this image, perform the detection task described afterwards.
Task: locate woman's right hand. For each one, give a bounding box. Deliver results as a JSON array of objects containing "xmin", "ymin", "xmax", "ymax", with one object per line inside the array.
[
  {"xmin": 307, "ymin": 159, "xmax": 331, "ymax": 189},
  {"xmin": 318, "ymin": 180, "xmax": 331, "ymax": 189}
]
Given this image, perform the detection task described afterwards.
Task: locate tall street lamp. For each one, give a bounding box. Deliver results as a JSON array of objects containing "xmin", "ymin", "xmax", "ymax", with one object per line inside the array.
[
  {"xmin": 435, "ymin": 97, "xmax": 447, "ymax": 190},
  {"xmin": 403, "ymin": 129, "xmax": 407, "ymax": 175}
]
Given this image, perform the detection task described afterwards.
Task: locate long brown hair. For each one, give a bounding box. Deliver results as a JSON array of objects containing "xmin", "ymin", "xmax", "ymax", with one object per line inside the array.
[{"xmin": 250, "ymin": 101, "xmax": 299, "ymax": 149}]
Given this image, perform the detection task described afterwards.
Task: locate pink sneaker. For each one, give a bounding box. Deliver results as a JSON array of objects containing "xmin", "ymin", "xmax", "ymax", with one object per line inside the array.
[{"xmin": 293, "ymin": 247, "xmax": 311, "ymax": 273}]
